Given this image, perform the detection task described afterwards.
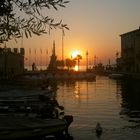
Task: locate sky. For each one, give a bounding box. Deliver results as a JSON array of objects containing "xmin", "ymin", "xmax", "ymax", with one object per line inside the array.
[{"xmin": 6, "ymin": 0, "xmax": 140, "ymax": 66}]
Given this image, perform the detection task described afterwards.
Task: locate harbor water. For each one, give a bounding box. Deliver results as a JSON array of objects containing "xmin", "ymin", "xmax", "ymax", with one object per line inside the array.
[
  {"xmin": 56, "ymin": 76, "xmax": 140, "ymax": 140},
  {"xmin": 0, "ymin": 76, "xmax": 140, "ymax": 140}
]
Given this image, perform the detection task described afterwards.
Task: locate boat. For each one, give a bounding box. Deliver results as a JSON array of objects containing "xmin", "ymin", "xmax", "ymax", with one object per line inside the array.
[
  {"xmin": 0, "ymin": 115, "xmax": 68, "ymax": 140},
  {"xmin": 109, "ymin": 73, "xmax": 124, "ymax": 79},
  {"xmin": 0, "ymin": 87, "xmax": 73, "ymax": 139},
  {"xmin": 0, "ymin": 91, "xmax": 65, "ymax": 119},
  {"xmin": 22, "ymin": 71, "xmax": 96, "ymax": 81},
  {"xmin": 0, "ymin": 87, "xmax": 60, "ymax": 115}
]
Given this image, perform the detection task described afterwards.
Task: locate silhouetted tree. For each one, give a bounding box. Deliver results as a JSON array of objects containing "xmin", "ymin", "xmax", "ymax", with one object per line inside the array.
[
  {"xmin": 56, "ymin": 60, "xmax": 64, "ymax": 69},
  {"xmin": 74, "ymin": 54, "xmax": 82, "ymax": 71},
  {"xmin": 0, "ymin": 0, "xmax": 69, "ymax": 43},
  {"xmin": 65, "ymin": 58, "xmax": 76, "ymax": 70}
]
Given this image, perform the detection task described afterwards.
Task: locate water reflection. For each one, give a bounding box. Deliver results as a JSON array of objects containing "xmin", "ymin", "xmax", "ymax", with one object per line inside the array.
[
  {"xmin": 119, "ymin": 80, "xmax": 140, "ymax": 128},
  {"xmin": 56, "ymin": 76, "xmax": 140, "ymax": 139},
  {"xmin": 1, "ymin": 77, "xmax": 140, "ymax": 139},
  {"xmin": 0, "ymin": 80, "xmax": 74, "ymax": 140}
]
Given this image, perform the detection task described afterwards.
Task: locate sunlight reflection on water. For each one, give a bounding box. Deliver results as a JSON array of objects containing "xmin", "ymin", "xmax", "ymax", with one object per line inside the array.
[
  {"xmin": 1, "ymin": 75, "xmax": 140, "ymax": 140},
  {"xmin": 57, "ymin": 76, "xmax": 140, "ymax": 140}
]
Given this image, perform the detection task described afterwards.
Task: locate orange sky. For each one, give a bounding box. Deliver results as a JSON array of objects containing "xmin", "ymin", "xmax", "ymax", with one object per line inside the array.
[{"xmin": 5, "ymin": 0, "xmax": 140, "ymax": 66}]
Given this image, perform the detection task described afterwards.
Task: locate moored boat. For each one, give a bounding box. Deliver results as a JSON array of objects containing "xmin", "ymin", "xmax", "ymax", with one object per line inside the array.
[
  {"xmin": 0, "ymin": 115, "xmax": 68, "ymax": 140},
  {"xmin": 0, "ymin": 87, "xmax": 73, "ymax": 140},
  {"xmin": 109, "ymin": 73, "xmax": 124, "ymax": 79}
]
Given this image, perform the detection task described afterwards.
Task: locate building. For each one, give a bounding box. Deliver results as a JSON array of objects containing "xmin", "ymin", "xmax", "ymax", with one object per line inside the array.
[
  {"xmin": 0, "ymin": 47, "xmax": 25, "ymax": 79},
  {"xmin": 120, "ymin": 27, "xmax": 140, "ymax": 73}
]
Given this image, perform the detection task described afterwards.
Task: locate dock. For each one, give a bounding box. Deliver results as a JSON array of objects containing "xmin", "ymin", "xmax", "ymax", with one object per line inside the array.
[{"xmin": 20, "ymin": 71, "xmax": 96, "ymax": 81}]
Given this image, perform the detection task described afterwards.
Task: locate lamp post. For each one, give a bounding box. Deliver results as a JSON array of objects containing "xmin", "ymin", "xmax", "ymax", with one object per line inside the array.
[
  {"xmin": 62, "ymin": 28, "xmax": 64, "ymax": 62},
  {"xmin": 61, "ymin": 26, "xmax": 65, "ymax": 69},
  {"xmin": 86, "ymin": 51, "xmax": 88, "ymax": 72}
]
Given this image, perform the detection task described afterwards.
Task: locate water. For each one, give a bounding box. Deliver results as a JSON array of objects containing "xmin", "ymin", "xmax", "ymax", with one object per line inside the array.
[
  {"xmin": 1, "ymin": 76, "xmax": 140, "ymax": 140},
  {"xmin": 55, "ymin": 76, "xmax": 140, "ymax": 140}
]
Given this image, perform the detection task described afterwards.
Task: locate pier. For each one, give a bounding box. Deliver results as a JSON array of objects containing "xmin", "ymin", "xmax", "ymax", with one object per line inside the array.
[{"xmin": 21, "ymin": 70, "xmax": 96, "ymax": 81}]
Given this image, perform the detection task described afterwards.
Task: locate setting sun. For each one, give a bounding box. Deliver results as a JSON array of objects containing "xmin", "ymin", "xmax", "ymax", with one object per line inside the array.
[
  {"xmin": 71, "ymin": 50, "xmax": 81, "ymax": 59},
  {"xmin": 74, "ymin": 65, "xmax": 79, "ymax": 71}
]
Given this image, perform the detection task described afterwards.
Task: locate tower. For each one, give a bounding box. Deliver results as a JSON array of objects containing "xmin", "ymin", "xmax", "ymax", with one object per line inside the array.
[
  {"xmin": 47, "ymin": 41, "xmax": 57, "ymax": 71},
  {"xmin": 86, "ymin": 51, "xmax": 88, "ymax": 71}
]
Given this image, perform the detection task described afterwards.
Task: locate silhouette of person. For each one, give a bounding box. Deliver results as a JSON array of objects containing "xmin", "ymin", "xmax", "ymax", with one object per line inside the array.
[{"xmin": 32, "ymin": 62, "xmax": 35, "ymax": 71}]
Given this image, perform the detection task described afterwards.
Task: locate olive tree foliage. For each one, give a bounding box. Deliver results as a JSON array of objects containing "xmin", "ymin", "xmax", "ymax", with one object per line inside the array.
[{"xmin": 0, "ymin": 0, "xmax": 69, "ymax": 44}]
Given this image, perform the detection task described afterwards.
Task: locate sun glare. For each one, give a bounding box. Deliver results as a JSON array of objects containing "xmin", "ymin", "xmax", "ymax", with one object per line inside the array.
[
  {"xmin": 71, "ymin": 50, "xmax": 81, "ymax": 59},
  {"xmin": 74, "ymin": 65, "xmax": 79, "ymax": 71}
]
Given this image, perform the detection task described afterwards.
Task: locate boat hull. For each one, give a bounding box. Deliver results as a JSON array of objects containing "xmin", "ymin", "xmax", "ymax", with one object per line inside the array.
[{"xmin": 0, "ymin": 116, "xmax": 66, "ymax": 140}]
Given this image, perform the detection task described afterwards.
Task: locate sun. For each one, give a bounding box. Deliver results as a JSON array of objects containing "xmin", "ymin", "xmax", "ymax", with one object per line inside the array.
[
  {"xmin": 74, "ymin": 65, "xmax": 79, "ymax": 71},
  {"xmin": 71, "ymin": 50, "xmax": 81, "ymax": 59}
]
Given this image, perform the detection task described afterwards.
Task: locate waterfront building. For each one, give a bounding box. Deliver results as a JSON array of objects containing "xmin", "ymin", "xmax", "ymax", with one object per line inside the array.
[
  {"xmin": 120, "ymin": 27, "xmax": 140, "ymax": 73},
  {"xmin": 0, "ymin": 47, "xmax": 25, "ymax": 79}
]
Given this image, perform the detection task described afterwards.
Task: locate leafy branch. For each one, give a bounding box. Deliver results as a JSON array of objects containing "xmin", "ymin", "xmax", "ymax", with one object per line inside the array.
[{"xmin": 0, "ymin": 0, "xmax": 69, "ymax": 43}]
